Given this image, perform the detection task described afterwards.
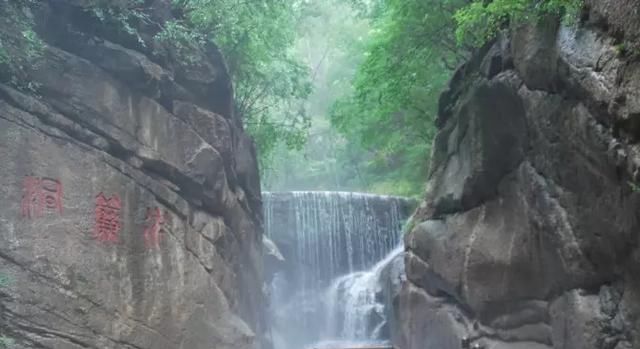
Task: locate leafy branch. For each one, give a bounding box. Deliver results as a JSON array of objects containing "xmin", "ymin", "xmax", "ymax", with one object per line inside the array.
[
  {"xmin": 0, "ymin": 1, "xmax": 45, "ymax": 92},
  {"xmin": 85, "ymin": 0, "xmax": 151, "ymax": 48},
  {"xmin": 454, "ymin": 0, "xmax": 583, "ymax": 46},
  {"xmin": 169, "ymin": 0, "xmax": 313, "ymax": 166}
]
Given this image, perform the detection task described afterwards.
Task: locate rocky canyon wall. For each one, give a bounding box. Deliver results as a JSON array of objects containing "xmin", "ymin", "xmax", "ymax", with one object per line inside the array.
[
  {"xmin": 399, "ymin": 1, "xmax": 640, "ymax": 349},
  {"xmin": 0, "ymin": 1, "xmax": 266, "ymax": 348}
]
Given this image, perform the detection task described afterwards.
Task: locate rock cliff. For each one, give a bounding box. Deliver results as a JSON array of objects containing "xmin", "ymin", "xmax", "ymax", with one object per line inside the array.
[
  {"xmin": 0, "ymin": 1, "xmax": 266, "ymax": 348},
  {"xmin": 399, "ymin": 1, "xmax": 640, "ymax": 349}
]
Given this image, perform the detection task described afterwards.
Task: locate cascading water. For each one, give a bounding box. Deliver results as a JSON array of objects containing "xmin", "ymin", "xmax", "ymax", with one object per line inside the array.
[
  {"xmin": 263, "ymin": 192, "xmax": 412, "ymax": 349},
  {"xmin": 324, "ymin": 245, "xmax": 405, "ymax": 341}
]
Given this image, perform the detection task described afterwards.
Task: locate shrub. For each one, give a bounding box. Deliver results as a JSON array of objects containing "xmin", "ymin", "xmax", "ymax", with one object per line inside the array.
[
  {"xmin": 454, "ymin": 0, "xmax": 583, "ymax": 46},
  {"xmin": 0, "ymin": 1, "xmax": 45, "ymax": 92}
]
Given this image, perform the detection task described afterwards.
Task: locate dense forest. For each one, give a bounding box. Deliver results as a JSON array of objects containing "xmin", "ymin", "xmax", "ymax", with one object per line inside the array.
[
  {"xmin": 236, "ymin": 0, "xmax": 581, "ymax": 197},
  {"xmin": 0, "ymin": 0, "xmax": 582, "ymax": 198},
  {"xmin": 251, "ymin": 0, "xmax": 582, "ymax": 197}
]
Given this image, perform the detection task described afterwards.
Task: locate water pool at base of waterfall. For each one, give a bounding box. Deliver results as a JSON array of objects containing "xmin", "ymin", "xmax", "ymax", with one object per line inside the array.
[{"xmin": 270, "ymin": 245, "xmax": 403, "ymax": 349}]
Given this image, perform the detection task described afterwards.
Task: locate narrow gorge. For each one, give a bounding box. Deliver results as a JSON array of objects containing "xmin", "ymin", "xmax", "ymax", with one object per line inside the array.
[{"xmin": 1, "ymin": 0, "xmax": 640, "ymax": 349}]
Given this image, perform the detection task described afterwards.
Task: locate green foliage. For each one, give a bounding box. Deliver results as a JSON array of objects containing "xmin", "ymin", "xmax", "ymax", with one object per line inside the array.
[
  {"xmin": 327, "ymin": 0, "xmax": 469, "ymax": 196},
  {"xmin": 615, "ymin": 43, "xmax": 627, "ymax": 56},
  {"xmin": 86, "ymin": 0, "xmax": 150, "ymax": 47},
  {"xmin": 310, "ymin": 0, "xmax": 583, "ymax": 196},
  {"xmin": 261, "ymin": 0, "xmax": 373, "ymax": 192},
  {"xmin": 174, "ymin": 0, "xmax": 313, "ymax": 165},
  {"xmin": 455, "ymin": 0, "xmax": 583, "ymax": 46},
  {"xmin": 402, "ymin": 214, "xmax": 417, "ymax": 235},
  {"xmin": 0, "ymin": 1, "xmax": 45, "ymax": 92},
  {"xmin": 614, "ymin": 42, "xmax": 640, "ymax": 59},
  {"xmin": 262, "ymin": 0, "xmax": 478, "ymax": 196},
  {"xmin": 0, "ymin": 273, "xmax": 10, "ymax": 287},
  {"xmin": 153, "ymin": 20, "xmax": 205, "ymax": 65},
  {"xmin": 0, "ymin": 336, "xmax": 14, "ymax": 349}
]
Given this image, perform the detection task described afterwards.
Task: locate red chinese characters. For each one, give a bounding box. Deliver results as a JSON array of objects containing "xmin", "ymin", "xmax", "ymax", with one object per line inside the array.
[
  {"xmin": 21, "ymin": 176, "xmax": 63, "ymax": 219},
  {"xmin": 143, "ymin": 207, "xmax": 165, "ymax": 248},
  {"xmin": 94, "ymin": 193, "xmax": 122, "ymax": 243}
]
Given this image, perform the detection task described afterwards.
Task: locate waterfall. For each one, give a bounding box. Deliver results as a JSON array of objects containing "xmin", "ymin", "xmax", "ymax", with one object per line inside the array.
[
  {"xmin": 264, "ymin": 191, "xmax": 412, "ymax": 349},
  {"xmin": 325, "ymin": 245, "xmax": 405, "ymax": 341}
]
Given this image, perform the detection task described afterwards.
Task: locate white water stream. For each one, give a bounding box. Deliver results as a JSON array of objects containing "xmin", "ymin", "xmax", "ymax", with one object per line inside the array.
[
  {"xmin": 325, "ymin": 245, "xmax": 404, "ymax": 341},
  {"xmin": 264, "ymin": 192, "xmax": 409, "ymax": 349}
]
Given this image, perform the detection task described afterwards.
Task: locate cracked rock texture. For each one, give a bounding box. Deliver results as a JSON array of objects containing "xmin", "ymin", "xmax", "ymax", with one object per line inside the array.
[
  {"xmin": 0, "ymin": 1, "xmax": 267, "ymax": 349},
  {"xmin": 398, "ymin": 1, "xmax": 640, "ymax": 349}
]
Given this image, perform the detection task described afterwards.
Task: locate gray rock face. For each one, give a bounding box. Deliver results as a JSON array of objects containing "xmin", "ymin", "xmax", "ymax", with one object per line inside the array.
[
  {"xmin": 0, "ymin": 1, "xmax": 266, "ymax": 349},
  {"xmin": 379, "ymin": 250, "xmax": 406, "ymax": 344},
  {"xmin": 399, "ymin": 3, "xmax": 640, "ymax": 349},
  {"xmin": 263, "ymin": 235, "xmax": 285, "ymax": 283}
]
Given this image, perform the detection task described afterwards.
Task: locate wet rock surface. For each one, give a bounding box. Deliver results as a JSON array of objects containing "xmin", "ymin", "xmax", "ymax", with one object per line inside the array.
[
  {"xmin": 399, "ymin": 2, "xmax": 640, "ymax": 349},
  {"xmin": 0, "ymin": 1, "xmax": 266, "ymax": 348}
]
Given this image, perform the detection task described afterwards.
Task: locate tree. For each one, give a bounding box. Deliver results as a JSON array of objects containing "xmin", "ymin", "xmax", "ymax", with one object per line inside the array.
[
  {"xmin": 264, "ymin": 0, "xmax": 481, "ymax": 196},
  {"xmin": 260, "ymin": 0, "xmax": 374, "ymax": 191},
  {"xmin": 325, "ymin": 0, "xmax": 582, "ymax": 196},
  {"xmin": 172, "ymin": 0, "xmax": 313, "ymax": 166},
  {"xmin": 455, "ymin": 0, "xmax": 583, "ymax": 46},
  {"xmin": 0, "ymin": 1, "xmax": 45, "ymax": 92},
  {"xmin": 328, "ymin": 0, "xmax": 470, "ymax": 196}
]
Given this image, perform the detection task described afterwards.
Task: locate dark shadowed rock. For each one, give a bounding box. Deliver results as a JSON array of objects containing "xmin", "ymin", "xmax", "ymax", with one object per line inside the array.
[
  {"xmin": 426, "ymin": 78, "xmax": 527, "ymax": 216},
  {"xmin": 398, "ymin": 2, "xmax": 640, "ymax": 349},
  {"xmin": 511, "ymin": 16, "xmax": 561, "ymax": 91}
]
